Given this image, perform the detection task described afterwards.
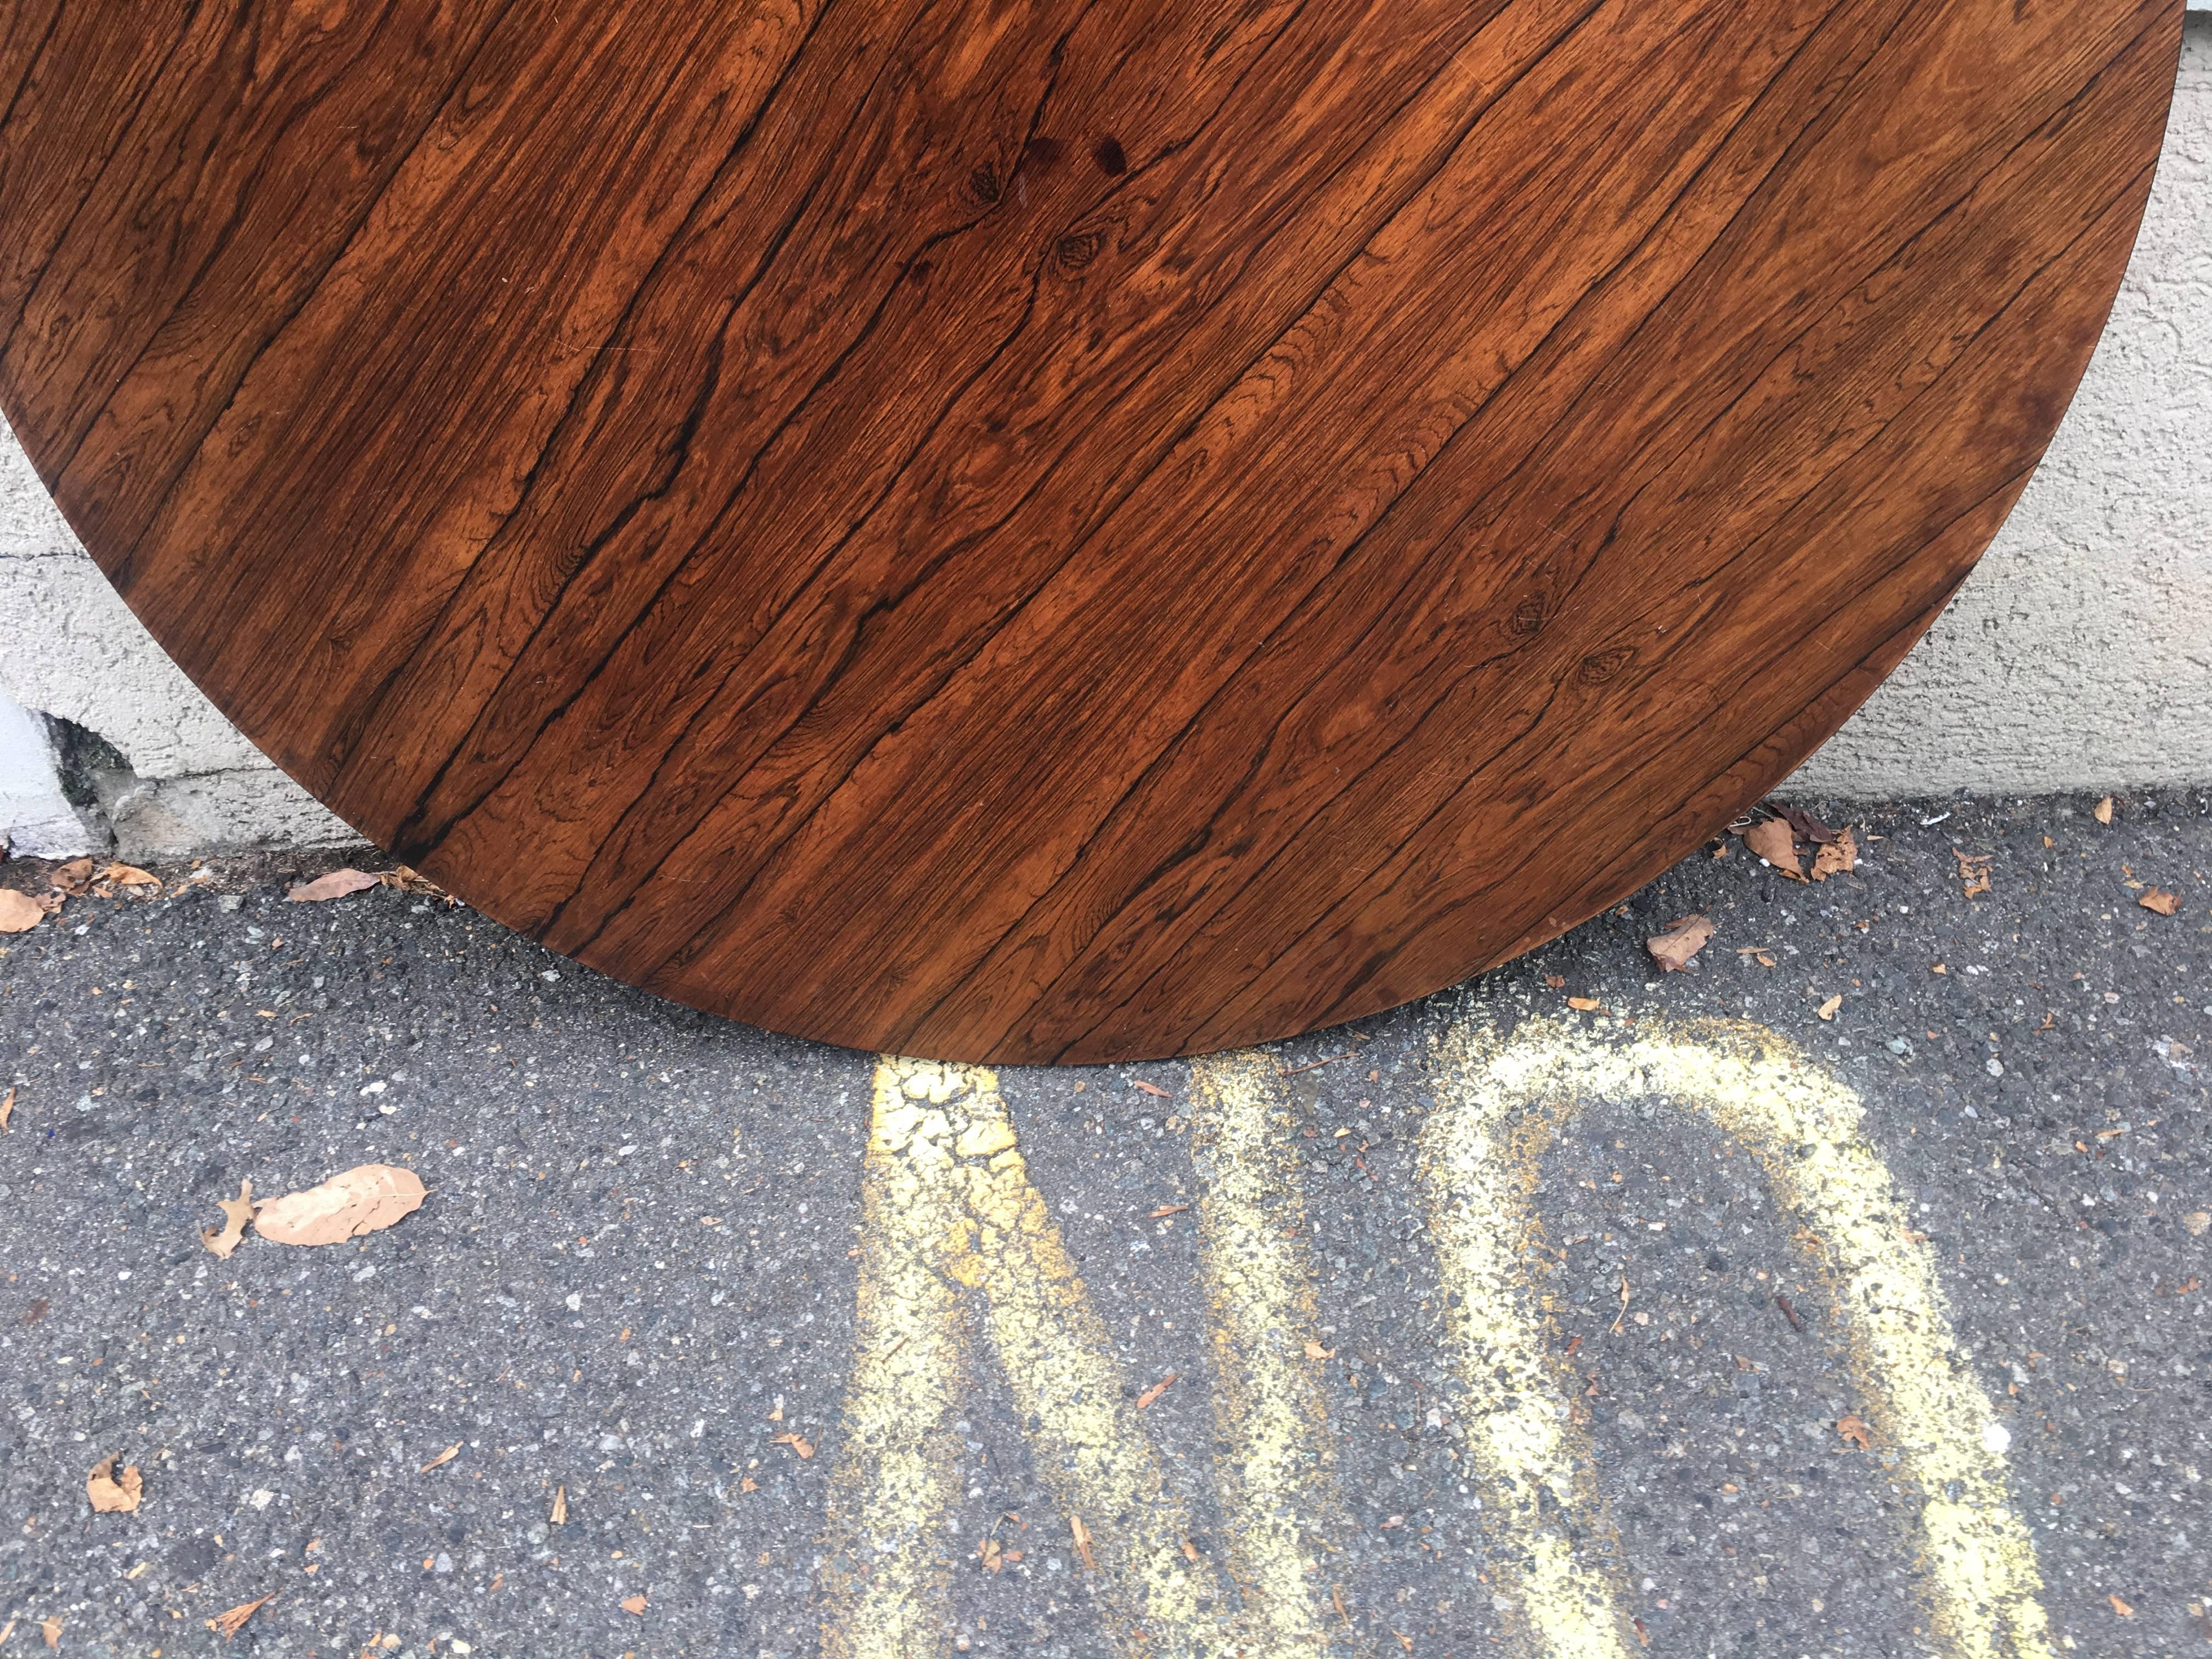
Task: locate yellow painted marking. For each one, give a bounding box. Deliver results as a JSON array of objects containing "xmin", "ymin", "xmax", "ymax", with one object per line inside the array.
[
  {"xmin": 1426, "ymin": 1013, "xmax": 2056, "ymax": 1659},
  {"xmin": 821, "ymin": 1058, "xmax": 1221, "ymax": 1659},
  {"xmin": 1188, "ymin": 1052, "xmax": 1350, "ymax": 1654}
]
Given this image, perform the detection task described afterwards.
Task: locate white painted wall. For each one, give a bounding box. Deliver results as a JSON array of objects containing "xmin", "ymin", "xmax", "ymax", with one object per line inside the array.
[{"xmin": 1, "ymin": 19, "xmax": 2207, "ymax": 859}]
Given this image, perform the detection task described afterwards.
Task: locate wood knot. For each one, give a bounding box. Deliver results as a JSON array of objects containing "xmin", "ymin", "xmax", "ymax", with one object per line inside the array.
[
  {"xmin": 1054, "ymin": 229, "xmax": 1105, "ymax": 272},
  {"xmin": 967, "ymin": 164, "xmax": 1002, "ymax": 206},
  {"xmin": 1091, "ymin": 136, "xmax": 1127, "ymax": 176},
  {"xmin": 1577, "ymin": 645, "xmax": 1636, "ymax": 686},
  {"xmin": 1509, "ymin": 596, "xmax": 1547, "ymax": 637}
]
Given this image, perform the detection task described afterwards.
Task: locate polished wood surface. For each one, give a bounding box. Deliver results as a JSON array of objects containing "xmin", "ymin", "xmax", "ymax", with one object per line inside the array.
[{"xmin": 0, "ymin": 2, "xmax": 2180, "ymax": 1062}]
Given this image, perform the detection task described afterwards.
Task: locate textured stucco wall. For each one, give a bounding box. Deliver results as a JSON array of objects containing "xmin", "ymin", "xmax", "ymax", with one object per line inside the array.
[{"xmin": 0, "ymin": 20, "xmax": 2207, "ymax": 860}]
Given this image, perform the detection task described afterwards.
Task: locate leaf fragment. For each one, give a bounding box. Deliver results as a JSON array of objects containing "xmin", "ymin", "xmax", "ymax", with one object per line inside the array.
[
  {"xmin": 1131, "ymin": 1080, "xmax": 1171, "ymax": 1098},
  {"xmin": 620, "ymin": 1595, "xmax": 648, "ymax": 1616},
  {"xmin": 101, "ymin": 863, "xmax": 159, "ymax": 887},
  {"xmin": 2094, "ymin": 795, "xmax": 2114, "ymax": 825},
  {"xmin": 86, "ymin": 1455, "xmax": 143, "ymax": 1514},
  {"xmin": 200, "ymin": 1179, "xmax": 254, "ymax": 1259},
  {"xmin": 549, "ymin": 1486, "xmax": 567, "ymax": 1525},
  {"xmin": 419, "ymin": 1444, "xmax": 460, "ymax": 1473},
  {"xmin": 0, "ymin": 889, "xmax": 42, "ymax": 932},
  {"xmin": 1817, "ymin": 994, "xmax": 1843, "ymax": 1022},
  {"xmin": 1304, "ymin": 1340, "xmax": 1335, "ymax": 1360},
  {"xmin": 2109, "ymin": 1593, "xmax": 2134, "ymax": 1618},
  {"xmin": 1836, "ymin": 1413, "xmax": 1873, "ymax": 1450},
  {"xmin": 42, "ymin": 1616, "xmax": 60, "ymax": 1649},
  {"xmin": 2138, "ymin": 887, "xmax": 2180, "ymax": 916},
  {"xmin": 205, "ymin": 1596, "xmax": 271, "ymax": 1641},
  {"xmin": 0, "ymin": 1087, "xmax": 13, "ymax": 1132},
  {"xmin": 1135, "ymin": 1373, "xmax": 1177, "ymax": 1410},
  {"xmin": 285, "ymin": 867, "xmax": 381, "ymax": 902},
  {"xmin": 1069, "ymin": 1514, "xmax": 1096, "ymax": 1572},
  {"xmin": 253, "ymin": 1164, "xmax": 426, "ymax": 1246},
  {"xmin": 772, "ymin": 1431, "xmax": 814, "ymax": 1459},
  {"xmin": 1808, "ymin": 827, "xmax": 1858, "ymax": 882},
  {"xmin": 1566, "ymin": 996, "xmax": 1601, "ymax": 1013},
  {"xmin": 1645, "ymin": 914, "xmax": 1714, "ymax": 973}
]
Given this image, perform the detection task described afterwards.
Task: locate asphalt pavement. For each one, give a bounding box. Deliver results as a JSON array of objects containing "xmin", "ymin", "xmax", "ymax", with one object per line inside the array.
[{"xmin": 0, "ymin": 791, "xmax": 2207, "ymax": 1659}]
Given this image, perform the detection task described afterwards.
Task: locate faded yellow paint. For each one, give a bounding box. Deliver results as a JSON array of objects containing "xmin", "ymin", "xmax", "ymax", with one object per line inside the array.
[
  {"xmin": 1188, "ymin": 1051, "xmax": 1352, "ymax": 1654},
  {"xmin": 1426, "ymin": 1013, "xmax": 2057, "ymax": 1659},
  {"xmin": 821, "ymin": 1058, "xmax": 1221, "ymax": 1659}
]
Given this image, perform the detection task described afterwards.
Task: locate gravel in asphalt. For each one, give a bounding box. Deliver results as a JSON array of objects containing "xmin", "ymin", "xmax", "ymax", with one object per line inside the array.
[{"xmin": 0, "ymin": 791, "xmax": 2207, "ymax": 1658}]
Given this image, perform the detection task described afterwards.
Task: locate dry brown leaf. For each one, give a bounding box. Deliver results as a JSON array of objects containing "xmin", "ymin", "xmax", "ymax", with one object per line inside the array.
[
  {"xmin": 1836, "ymin": 1413, "xmax": 1873, "ymax": 1450},
  {"xmin": 2109, "ymin": 1593, "xmax": 2134, "ymax": 1618},
  {"xmin": 1645, "ymin": 914, "xmax": 1714, "ymax": 973},
  {"xmin": 419, "ymin": 1444, "xmax": 460, "ymax": 1473},
  {"xmin": 1135, "ymin": 1373, "xmax": 1178, "ymax": 1410},
  {"xmin": 2094, "ymin": 795, "xmax": 2114, "ymax": 825},
  {"xmin": 101, "ymin": 863, "xmax": 159, "ymax": 887},
  {"xmin": 1132, "ymin": 1080, "xmax": 1171, "ymax": 1098},
  {"xmin": 1147, "ymin": 1204, "xmax": 1189, "ymax": 1218},
  {"xmin": 286, "ymin": 867, "xmax": 382, "ymax": 903},
  {"xmin": 549, "ymin": 1485, "xmax": 567, "ymax": 1525},
  {"xmin": 1543, "ymin": 972, "xmax": 1565, "ymax": 988},
  {"xmin": 979, "ymin": 1536, "xmax": 1004, "ymax": 1573},
  {"xmin": 620, "ymin": 1595, "xmax": 648, "ymax": 1616},
  {"xmin": 41, "ymin": 1616, "xmax": 59, "ymax": 1649},
  {"xmin": 2139, "ymin": 887, "xmax": 2181, "ymax": 916},
  {"xmin": 380, "ymin": 865, "xmax": 449, "ymax": 898},
  {"xmin": 1817, "ymin": 994, "xmax": 1843, "ymax": 1022},
  {"xmin": 1744, "ymin": 817, "xmax": 1802, "ymax": 878},
  {"xmin": 1809, "ymin": 827, "xmax": 1858, "ymax": 882},
  {"xmin": 1566, "ymin": 996, "xmax": 1601, "ymax": 1013},
  {"xmin": 1069, "ymin": 1514, "xmax": 1096, "ymax": 1572},
  {"xmin": 50, "ymin": 857, "xmax": 94, "ymax": 893},
  {"xmin": 0, "ymin": 1616, "xmax": 13, "ymax": 1646},
  {"xmin": 0, "ymin": 889, "xmax": 42, "ymax": 932},
  {"xmin": 86, "ymin": 1454, "xmax": 142, "ymax": 1514},
  {"xmin": 0, "ymin": 1087, "xmax": 13, "ymax": 1133},
  {"xmin": 253, "ymin": 1164, "xmax": 426, "ymax": 1246},
  {"xmin": 205, "ymin": 1596, "xmax": 270, "ymax": 1641},
  {"xmin": 739, "ymin": 1475, "xmax": 759, "ymax": 1493},
  {"xmin": 1953, "ymin": 848, "xmax": 1994, "ymax": 899},
  {"xmin": 200, "ymin": 1179, "xmax": 254, "ymax": 1259},
  {"xmin": 1304, "ymin": 1340, "xmax": 1335, "ymax": 1360},
  {"xmin": 773, "ymin": 1431, "xmax": 814, "ymax": 1459}
]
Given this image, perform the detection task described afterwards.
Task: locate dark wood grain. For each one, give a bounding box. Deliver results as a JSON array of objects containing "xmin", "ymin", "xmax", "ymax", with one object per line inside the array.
[{"xmin": 0, "ymin": 0, "xmax": 2180, "ymax": 1062}]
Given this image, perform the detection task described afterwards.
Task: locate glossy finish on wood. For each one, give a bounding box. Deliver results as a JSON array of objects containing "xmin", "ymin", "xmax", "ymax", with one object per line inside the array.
[{"xmin": 0, "ymin": 2, "xmax": 2181, "ymax": 1062}]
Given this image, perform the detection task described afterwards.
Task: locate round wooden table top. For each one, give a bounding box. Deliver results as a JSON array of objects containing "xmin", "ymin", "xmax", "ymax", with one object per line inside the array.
[{"xmin": 0, "ymin": 3, "xmax": 2180, "ymax": 1063}]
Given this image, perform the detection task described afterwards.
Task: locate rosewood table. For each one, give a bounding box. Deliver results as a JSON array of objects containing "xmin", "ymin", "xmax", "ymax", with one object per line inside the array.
[{"xmin": 0, "ymin": 2, "xmax": 2181, "ymax": 1060}]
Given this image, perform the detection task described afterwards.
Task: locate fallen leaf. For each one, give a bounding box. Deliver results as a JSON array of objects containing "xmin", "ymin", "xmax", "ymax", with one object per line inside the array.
[
  {"xmin": 419, "ymin": 1444, "xmax": 460, "ymax": 1473},
  {"xmin": 286, "ymin": 867, "xmax": 382, "ymax": 903},
  {"xmin": 1817, "ymin": 994, "xmax": 1842, "ymax": 1021},
  {"xmin": 772, "ymin": 1432, "xmax": 814, "ymax": 1459},
  {"xmin": 1952, "ymin": 847, "xmax": 1994, "ymax": 899},
  {"xmin": 0, "ymin": 889, "xmax": 42, "ymax": 932},
  {"xmin": 0, "ymin": 1087, "xmax": 12, "ymax": 1132},
  {"xmin": 41, "ymin": 1616, "xmax": 59, "ymax": 1649},
  {"xmin": 1744, "ymin": 817, "xmax": 1803, "ymax": 878},
  {"xmin": 1836, "ymin": 1413, "xmax": 1873, "ymax": 1450},
  {"xmin": 1645, "ymin": 914, "xmax": 1714, "ymax": 973},
  {"xmin": 380, "ymin": 865, "xmax": 449, "ymax": 898},
  {"xmin": 549, "ymin": 1486, "xmax": 567, "ymax": 1525},
  {"xmin": 620, "ymin": 1595, "xmax": 647, "ymax": 1616},
  {"xmin": 979, "ymin": 1537, "xmax": 1004, "ymax": 1574},
  {"xmin": 50, "ymin": 857, "xmax": 94, "ymax": 893},
  {"xmin": 1379, "ymin": 1514, "xmax": 1404, "ymax": 1530},
  {"xmin": 253, "ymin": 1164, "xmax": 426, "ymax": 1245},
  {"xmin": 739, "ymin": 1476, "xmax": 758, "ymax": 1493},
  {"xmin": 205, "ymin": 1596, "xmax": 270, "ymax": 1641},
  {"xmin": 1304, "ymin": 1340, "xmax": 1335, "ymax": 1360},
  {"xmin": 2139, "ymin": 888, "xmax": 2180, "ymax": 916},
  {"xmin": 1770, "ymin": 802, "xmax": 1837, "ymax": 844},
  {"xmin": 2094, "ymin": 795, "xmax": 2114, "ymax": 825},
  {"xmin": 2109, "ymin": 1593, "xmax": 2134, "ymax": 1618},
  {"xmin": 1543, "ymin": 972, "xmax": 1565, "ymax": 989},
  {"xmin": 86, "ymin": 1455, "xmax": 142, "ymax": 1514},
  {"xmin": 1809, "ymin": 827, "xmax": 1858, "ymax": 882},
  {"xmin": 1069, "ymin": 1515, "xmax": 1096, "ymax": 1573},
  {"xmin": 1135, "ymin": 1374, "xmax": 1178, "ymax": 1410},
  {"xmin": 1131, "ymin": 1080, "xmax": 1171, "ymax": 1098},
  {"xmin": 101, "ymin": 863, "xmax": 159, "ymax": 887},
  {"xmin": 1183, "ymin": 1539, "xmax": 1203, "ymax": 1564},
  {"xmin": 1147, "ymin": 1204, "xmax": 1188, "ymax": 1218},
  {"xmin": 200, "ymin": 1179, "xmax": 255, "ymax": 1259},
  {"xmin": 1567, "ymin": 996, "xmax": 1601, "ymax": 1013}
]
